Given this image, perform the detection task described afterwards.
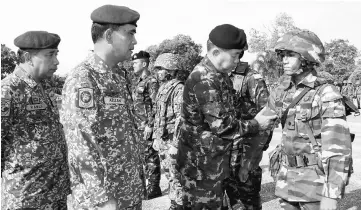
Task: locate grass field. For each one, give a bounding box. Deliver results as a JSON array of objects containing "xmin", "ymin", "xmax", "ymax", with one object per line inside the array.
[{"xmin": 143, "ymin": 113, "xmax": 361, "ymax": 210}]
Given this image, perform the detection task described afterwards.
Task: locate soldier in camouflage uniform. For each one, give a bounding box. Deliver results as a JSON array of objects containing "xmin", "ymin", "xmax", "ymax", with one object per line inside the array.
[
  {"xmin": 59, "ymin": 5, "xmax": 143, "ymax": 210},
  {"xmin": 131, "ymin": 50, "xmax": 162, "ymax": 199},
  {"xmin": 151, "ymin": 53, "xmax": 185, "ymax": 209},
  {"xmin": 268, "ymin": 30, "xmax": 352, "ymax": 210},
  {"xmin": 356, "ymin": 80, "xmax": 361, "ymax": 109},
  {"xmin": 224, "ymin": 58, "xmax": 271, "ymax": 209},
  {"xmin": 1, "ymin": 31, "xmax": 70, "ymax": 209},
  {"xmin": 176, "ymin": 24, "xmax": 278, "ymax": 210}
]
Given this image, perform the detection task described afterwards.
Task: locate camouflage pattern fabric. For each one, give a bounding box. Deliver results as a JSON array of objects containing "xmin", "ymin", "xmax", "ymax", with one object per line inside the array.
[
  {"xmin": 356, "ymin": 85, "xmax": 361, "ymax": 108},
  {"xmin": 177, "ymin": 56, "xmax": 259, "ymax": 209},
  {"xmin": 152, "ymin": 78, "xmax": 184, "ymax": 205},
  {"xmin": 279, "ymin": 199, "xmax": 320, "ymax": 210},
  {"xmin": 131, "ymin": 74, "xmax": 161, "ymax": 194},
  {"xmin": 60, "ymin": 53, "xmax": 143, "ymax": 209},
  {"xmin": 153, "ymin": 53, "xmax": 180, "ymax": 71},
  {"xmin": 1, "ymin": 66, "xmax": 70, "ymax": 209},
  {"xmin": 223, "ymin": 66, "xmax": 271, "ymax": 209},
  {"xmin": 267, "ymin": 71, "xmax": 352, "ymax": 202},
  {"xmin": 274, "ymin": 30, "xmax": 325, "ymax": 65}
]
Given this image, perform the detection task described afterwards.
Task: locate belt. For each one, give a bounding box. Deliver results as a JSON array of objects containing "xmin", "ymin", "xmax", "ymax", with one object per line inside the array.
[{"xmin": 283, "ymin": 153, "xmax": 319, "ymax": 168}]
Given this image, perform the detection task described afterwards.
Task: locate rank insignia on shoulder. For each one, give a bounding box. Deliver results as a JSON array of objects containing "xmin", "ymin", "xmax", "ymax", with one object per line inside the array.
[
  {"xmin": 78, "ymin": 88, "xmax": 94, "ymax": 108},
  {"xmin": 1, "ymin": 98, "xmax": 11, "ymax": 116}
]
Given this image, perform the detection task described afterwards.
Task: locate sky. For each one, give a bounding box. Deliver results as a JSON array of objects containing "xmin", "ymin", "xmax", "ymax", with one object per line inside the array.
[{"xmin": 1, "ymin": 0, "xmax": 361, "ymax": 76}]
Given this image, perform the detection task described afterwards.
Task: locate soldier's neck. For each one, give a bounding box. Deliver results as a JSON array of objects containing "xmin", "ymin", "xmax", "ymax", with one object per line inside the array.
[
  {"xmin": 93, "ymin": 47, "xmax": 118, "ymax": 69},
  {"xmin": 291, "ymin": 69, "xmax": 311, "ymax": 86},
  {"xmin": 19, "ymin": 63, "xmax": 41, "ymax": 83}
]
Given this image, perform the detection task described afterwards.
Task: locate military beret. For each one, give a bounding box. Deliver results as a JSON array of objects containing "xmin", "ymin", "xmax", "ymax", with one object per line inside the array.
[
  {"xmin": 14, "ymin": 31, "xmax": 61, "ymax": 50},
  {"xmin": 91, "ymin": 5, "xmax": 140, "ymax": 26},
  {"xmin": 209, "ymin": 24, "xmax": 248, "ymax": 50},
  {"xmin": 132, "ymin": 50, "xmax": 150, "ymax": 60}
]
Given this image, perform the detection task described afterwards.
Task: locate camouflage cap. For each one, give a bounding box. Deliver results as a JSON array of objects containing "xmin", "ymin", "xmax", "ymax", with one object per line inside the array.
[
  {"xmin": 153, "ymin": 53, "xmax": 180, "ymax": 71},
  {"xmin": 274, "ymin": 30, "xmax": 325, "ymax": 65}
]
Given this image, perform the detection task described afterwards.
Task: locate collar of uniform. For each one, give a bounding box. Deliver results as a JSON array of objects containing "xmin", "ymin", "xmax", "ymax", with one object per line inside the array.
[
  {"xmin": 14, "ymin": 66, "xmax": 38, "ymax": 88},
  {"xmin": 284, "ymin": 71, "xmax": 317, "ymax": 90},
  {"xmin": 87, "ymin": 53, "xmax": 112, "ymax": 74},
  {"xmin": 202, "ymin": 56, "xmax": 218, "ymax": 74}
]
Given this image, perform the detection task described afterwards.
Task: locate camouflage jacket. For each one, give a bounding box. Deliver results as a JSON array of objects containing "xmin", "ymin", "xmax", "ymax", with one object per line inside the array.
[
  {"xmin": 59, "ymin": 53, "xmax": 143, "ymax": 208},
  {"xmin": 1, "ymin": 66, "xmax": 70, "ymax": 209},
  {"xmin": 267, "ymin": 71, "xmax": 352, "ymax": 201},
  {"xmin": 230, "ymin": 66, "xmax": 271, "ymax": 171},
  {"xmin": 132, "ymin": 74, "xmax": 159, "ymax": 130},
  {"xmin": 152, "ymin": 78, "xmax": 183, "ymax": 150},
  {"xmin": 177, "ymin": 56, "xmax": 259, "ymax": 181}
]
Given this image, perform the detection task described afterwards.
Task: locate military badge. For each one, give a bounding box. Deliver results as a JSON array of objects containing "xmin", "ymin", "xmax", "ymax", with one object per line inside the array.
[
  {"xmin": 31, "ymin": 96, "xmax": 41, "ymax": 104},
  {"xmin": 1, "ymin": 98, "xmax": 11, "ymax": 116},
  {"xmin": 78, "ymin": 88, "xmax": 94, "ymax": 108}
]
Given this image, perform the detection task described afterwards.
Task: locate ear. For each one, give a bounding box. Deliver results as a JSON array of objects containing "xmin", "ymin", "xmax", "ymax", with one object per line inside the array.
[
  {"xmin": 142, "ymin": 61, "xmax": 147, "ymax": 68},
  {"xmin": 24, "ymin": 52, "xmax": 33, "ymax": 65},
  {"xmin": 212, "ymin": 49, "xmax": 220, "ymax": 57},
  {"xmin": 104, "ymin": 28, "xmax": 113, "ymax": 44}
]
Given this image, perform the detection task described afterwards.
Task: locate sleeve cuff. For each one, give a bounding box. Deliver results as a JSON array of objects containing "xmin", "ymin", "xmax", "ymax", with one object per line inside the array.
[{"xmin": 322, "ymin": 182, "xmax": 344, "ymax": 199}]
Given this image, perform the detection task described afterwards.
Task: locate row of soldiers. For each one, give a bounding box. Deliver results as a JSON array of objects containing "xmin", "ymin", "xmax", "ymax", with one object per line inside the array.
[
  {"xmin": 341, "ymin": 80, "xmax": 361, "ymax": 108},
  {"xmin": 1, "ymin": 4, "xmax": 353, "ymax": 210}
]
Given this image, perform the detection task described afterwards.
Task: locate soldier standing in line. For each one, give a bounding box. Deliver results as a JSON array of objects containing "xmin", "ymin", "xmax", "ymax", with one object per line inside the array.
[
  {"xmin": 341, "ymin": 80, "xmax": 348, "ymax": 97},
  {"xmin": 1, "ymin": 31, "xmax": 70, "ymax": 209},
  {"xmin": 347, "ymin": 81, "xmax": 354, "ymax": 101},
  {"xmin": 176, "ymin": 24, "xmax": 278, "ymax": 210},
  {"xmin": 356, "ymin": 80, "xmax": 361, "ymax": 109},
  {"xmin": 224, "ymin": 53, "xmax": 272, "ymax": 209},
  {"xmin": 60, "ymin": 5, "xmax": 143, "ymax": 210},
  {"xmin": 268, "ymin": 30, "xmax": 352, "ymax": 210},
  {"xmin": 131, "ymin": 50, "xmax": 162, "ymax": 199},
  {"xmin": 152, "ymin": 53, "xmax": 185, "ymax": 210}
]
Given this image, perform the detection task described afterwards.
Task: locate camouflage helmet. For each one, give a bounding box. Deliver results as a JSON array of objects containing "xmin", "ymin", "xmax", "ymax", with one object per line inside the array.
[
  {"xmin": 154, "ymin": 53, "xmax": 180, "ymax": 71},
  {"xmin": 274, "ymin": 30, "xmax": 325, "ymax": 65}
]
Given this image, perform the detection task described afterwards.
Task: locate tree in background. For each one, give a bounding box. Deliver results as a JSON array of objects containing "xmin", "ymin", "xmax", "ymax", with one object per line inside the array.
[
  {"xmin": 1, "ymin": 44, "xmax": 18, "ymax": 79},
  {"xmin": 318, "ymin": 39, "xmax": 359, "ymax": 82},
  {"xmin": 248, "ymin": 13, "xmax": 300, "ymax": 83},
  {"xmin": 146, "ymin": 34, "xmax": 203, "ymax": 72}
]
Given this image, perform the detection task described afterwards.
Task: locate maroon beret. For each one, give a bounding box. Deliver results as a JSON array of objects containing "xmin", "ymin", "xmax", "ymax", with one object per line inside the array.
[
  {"xmin": 91, "ymin": 5, "xmax": 140, "ymax": 26},
  {"xmin": 14, "ymin": 31, "xmax": 60, "ymax": 50},
  {"xmin": 209, "ymin": 24, "xmax": 248, "ymax": 50}
]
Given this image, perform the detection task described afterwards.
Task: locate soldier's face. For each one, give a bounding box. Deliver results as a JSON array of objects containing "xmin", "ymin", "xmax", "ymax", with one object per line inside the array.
[
  {"xmin": 132, "ymin": 59, "xmax": 144, "ymax": 75},
  {"xmin": 280, "ymin": 51, "xmax": 302, "ymax": 76},
  {"xmin": 31, "ymin": 49, "xmax": 59, "ymax": 79},
  {"xmin": 215, "ymin": 49, "xmax": 242, "ymax": 73},
  {"xmin": 111, "ymin": 24, "xmax": 137, "ymax": 62}
]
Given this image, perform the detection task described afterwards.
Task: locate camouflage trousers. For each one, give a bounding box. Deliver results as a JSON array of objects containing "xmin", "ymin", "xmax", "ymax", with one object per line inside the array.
[
  {"xmin": 223, "ymin": 145, "xmax": 263, "ymax": 210},
  {"xmin": 181, "ymin": 175, "xmax": 228, "ymax": 210},
  {"xmin": 158, "ymin": 140, "xmax": 183, "ymax": 205},
  {"xmin": 279, "ymin": 199, "xmax": 320, "ymax": 210},
  {"xmin": 144, "ymin": 138, "xmax": 161, "ymax": 186},
  {"xmin": 67, "ymin": 196, "xmax": 142, "ymax": 210}
]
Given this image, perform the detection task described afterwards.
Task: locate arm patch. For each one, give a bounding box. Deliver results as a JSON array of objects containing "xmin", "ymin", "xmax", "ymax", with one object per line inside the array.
[
  {"xmin": 1, "ymin": 98, "xmax": 11, "ymax": 116},
  {"xmin": 78, "ymin": 88, "xmax": 94, "ymax": 108}
]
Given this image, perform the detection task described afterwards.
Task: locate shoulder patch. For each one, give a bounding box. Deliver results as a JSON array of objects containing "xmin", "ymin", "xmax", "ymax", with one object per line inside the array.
[
  {"xmin": 1, "ymin": 98, "xmax": 11, "ymax": 116},
  {"xmin": 78, "ymin": 88, "xmax": 94, "ymax": 108}
]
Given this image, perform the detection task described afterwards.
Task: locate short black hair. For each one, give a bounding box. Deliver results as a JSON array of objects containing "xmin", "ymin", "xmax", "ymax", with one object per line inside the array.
[
  {"xmin": 17, "ymin": 49, "xmax": 38, "ymax": 64},
  {"xmin": 91, "ymin": 23, "xmax": 121, "ymax": 44}
]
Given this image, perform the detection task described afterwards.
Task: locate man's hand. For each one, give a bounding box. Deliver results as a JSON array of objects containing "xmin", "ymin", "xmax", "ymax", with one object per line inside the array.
[
  {"xmin": 254, "ymin": 107, "xmax": 278, "ymax": 131},
  {"xmin": 320, "ymin": 197, "xmax": 337, "ymax": 210},
  {"xmin": 97, "ymin": 198, "xmax": 117, "ymax": 210}
]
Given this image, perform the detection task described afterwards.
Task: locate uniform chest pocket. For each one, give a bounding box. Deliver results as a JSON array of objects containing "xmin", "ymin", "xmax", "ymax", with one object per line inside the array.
[{"xmin": 100, "ymin": 93, "xmax": 130, "ymax": 119}]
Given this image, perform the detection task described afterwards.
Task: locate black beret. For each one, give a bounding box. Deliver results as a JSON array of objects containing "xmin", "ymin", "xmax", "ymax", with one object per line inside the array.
[
  {"xmin": 209, "ymin": 24, "xmax": 248, "ymax": 50},
  {"xmin": 14, "ymin": 31, "xmax": 60, "ymax": 50},
  {"xmin": 132, "ymin": 50, "xmax": 150, "ymax": 60},
  {"xmin": 91, "ymin": 5, "xmax": 140, "ymax": 26}
]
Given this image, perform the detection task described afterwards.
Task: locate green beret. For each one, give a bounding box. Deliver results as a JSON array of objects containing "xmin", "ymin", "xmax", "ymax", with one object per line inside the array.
[
  {"xmin": 132, "ymin": 50, "xmax": 150, "ymax": 60},
  {"xmin": 91, "ymin": 5, "xmax": 140, "ymax": 26},
  {"xmin": 209, "ymin": 24, "xmax": 248, "ymax": 50},
  {"xmin": 14, "ymin": 31, "xmax": 60, "ymax": 50}
]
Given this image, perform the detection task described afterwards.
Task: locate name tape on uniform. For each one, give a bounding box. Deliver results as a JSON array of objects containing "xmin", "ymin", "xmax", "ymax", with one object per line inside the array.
[
  {"xmin": 104, "ymin": 96, "xmax": 125, "ymax": 105},
  {"xmin": 26, "ymin": 103, "xmax": 47, "ymax": 111}
]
